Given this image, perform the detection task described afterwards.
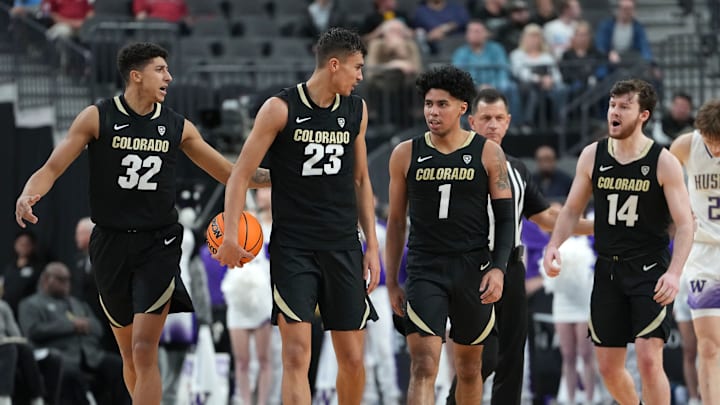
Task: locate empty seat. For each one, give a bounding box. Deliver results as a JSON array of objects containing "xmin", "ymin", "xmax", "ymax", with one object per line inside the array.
[
  {"xmin": 190, "ymin": 16, "xmax": 231, "ymax": 36},
  {"xmin": 272, "ymin": 0, "xmax": 310, "ymax": 16},
  {"xmin": 267, "ymin": 38, "xmax": 314, "ymax": 60},
  {"xmin": 94, "ymin": 0, "xmax": 132, "ymax": 17},
  {"xmin": 231, "ymin": 15, "xmax": 279, "ymax": 37}
]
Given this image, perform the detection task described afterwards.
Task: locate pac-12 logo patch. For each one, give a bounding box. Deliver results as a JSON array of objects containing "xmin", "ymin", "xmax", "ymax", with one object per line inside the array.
[
  {"xmin": 337, "ymin": 117, "xmax": 345, "ymax": 128},
  {"xmin": 641, "ymin": 165, "xmax": 650, "ymax": 176},
  {"xmin": 157, "ymin": 125, "xmax": 166, "ymax": 136},
  {"xmin": 463, "ymin": 154, "xmax": 472, "ymax": 164}
]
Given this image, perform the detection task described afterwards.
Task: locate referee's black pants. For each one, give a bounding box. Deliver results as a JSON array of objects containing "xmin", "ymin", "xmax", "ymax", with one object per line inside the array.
[{"xmin": 446, "ymin": 259, "xmax": 527, "ymax": 405}]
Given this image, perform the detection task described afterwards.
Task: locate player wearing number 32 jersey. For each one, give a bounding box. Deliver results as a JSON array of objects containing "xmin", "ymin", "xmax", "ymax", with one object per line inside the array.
[{"xmin": 14, "ymin": 42, "xmax": 270, "ymax": 404}]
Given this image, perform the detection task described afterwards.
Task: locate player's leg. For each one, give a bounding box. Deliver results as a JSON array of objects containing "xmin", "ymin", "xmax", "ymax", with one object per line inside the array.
[
  {"xmin": 127, "ymin": 303, "xmax": 170, "ymax": 405},
  {"xmin": 595, "ymin": 347, "xmax": 639, "ymax": 404},
  {"xmin": 229, "ymin": 327, "xmax": 252, "ymax": 404},
  {"xmin": 112, "ymin": 325, "xmax": 136, "ymax": 395},
  {"xmin": 407, "ymin": 333, "xmax": 443, "ymax": 404},
  {"xmin": 330, "ymin": 329, "xmax": 366, "ymax": 405},
  {"xmin": 677, "ymin": 320, "xmax": 700, "ymax": 401},
  {"xmin": 693, "ymin": 315, "xmax": 720, "ymax": 403},
  {"xmin": 452, "ymin": 344, "xmax": 484, "ymax": 404},
  {"xmin": 277, "ymin": 315, "xmax": 313, "ymax": 404},
  {"xmin": 634, "ymin": 337, "xmax": 670, "ymax": 404},
  {"xmin": 575, "ymin": 321, "xmax": 596, "ymax": 403}
]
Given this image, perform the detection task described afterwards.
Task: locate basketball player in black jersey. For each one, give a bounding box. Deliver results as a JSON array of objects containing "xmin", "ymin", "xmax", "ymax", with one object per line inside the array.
[
  {"xmin": 543, "ymin": 79, "xmax": 694, "ymax": 405},
  {"xmin": 214, "ymin": 28, "xmax": 380, "ymax": 405},
  {"xmin": 445, "ymin": 88, "xmax": 594, "ymax": 405},
  {"xmin": 15, "ymin": 43, "xmax": 270, "ymax": 405},
  {"xmin": 384, "ymin": 66, "xmax": 514, "ymax": 404}
]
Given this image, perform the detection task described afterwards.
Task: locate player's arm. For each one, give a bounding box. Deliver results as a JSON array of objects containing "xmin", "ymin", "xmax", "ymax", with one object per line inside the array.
[
  {"xmin": 481, "ymin": 140, "xmax": 512, "ymax": 303},
  {"xmin": 655, "ymin": 149, "xmax": 694, "ymax": 305},
  {"xmin": 668, "ymin": 131, "xmax": 692, "ymax": 166},
  {"xmin": 543, "ymin": 142, "xmax": 596, "ymax": 276},
  {"xmin": 385, "ymin": 140, "xmax": 411, "ymax": 316},
  {"xmin": 354, "ymin": 100, "xmax": 381, "ymax": 293},
  {"xmin": 529, "ymin": 204, "xmax": 594, "ymax": 235},
  {"xmin": 214, "ymin": 97, "xmax": 286, "ymax": 267},
  {"xmin": 15, "ymin": 106, "xmax": 98, "ymax": 227}
]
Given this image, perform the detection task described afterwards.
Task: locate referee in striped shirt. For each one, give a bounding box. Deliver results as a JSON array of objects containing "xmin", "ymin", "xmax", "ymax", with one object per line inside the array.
[{"xmin": 447, "ymin": 88, "xmax": 593, "ymax": 405}]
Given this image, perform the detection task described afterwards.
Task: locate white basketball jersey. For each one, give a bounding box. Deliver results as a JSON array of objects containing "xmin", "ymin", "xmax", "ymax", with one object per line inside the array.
[{"xmin": 686, "ymin": 130, "xmax": 720, "ymax": 243}]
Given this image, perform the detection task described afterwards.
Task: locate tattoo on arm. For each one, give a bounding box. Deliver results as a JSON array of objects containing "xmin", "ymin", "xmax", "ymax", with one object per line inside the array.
[
  {"xmin": 251, "ymin": 168, "xmax": 271, "ymax": 187},
  {"xmin": 494, "ymin": 148, "xmax": 510, "ymax": 190}
]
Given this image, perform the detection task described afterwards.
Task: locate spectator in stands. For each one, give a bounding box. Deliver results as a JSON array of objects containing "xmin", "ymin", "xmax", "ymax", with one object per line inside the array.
[
  {"xmin": 42, "ymin": 0, "xmax": 93, "ymax": 41},
  {"xmin": 510, "ymin": 23, "xmax": 566, "ymax": 128},
  {"xmin": 661, "ymin": 92, "xmax": 695, "ymax": 141},
  {"xmin": 412, "ymin": 0, "xmax": 469, "ymax": 52},
  {"xmin": 452, "ymin": 19, "xmax": 522, "ymax": 122},
  {"xmin": 532, "ymin": 144, "xmax": 573, "ymax": 199},
  {"xmin": 0, "ymin": 298, "xmax": 45, "ymax": 405},
  {"xmin": 366, "ymin": 19, "xmax": 422, "ymax": 81},
  {"xmin": 543, "ymin": 0, "xmax": 582, "ymax": 60},
  {"xmin": 359, "ymin": 0, "xmax": 412, "ymax": 43},
  {"xmin": 531, "ymin": 0, "xmax": 557, "ymax": 26},
  {"xmin": 10, "ymin": 0, "xmax": 42, "ymax": 17},
  {"xmin": 560, "ymin": 21, "xmax": 605, "ymax": 96},
  {"xmin": 298, "ymin": 0, "xmax": 349, "ymax": 40},
  {"xmin": 1, "ymin": 230, "xmax": 45, "ymax": 318},
  {"xmin": 18, "ymin": 263, "xmax": 131, "ymax": 405},
  {"xmin": 133, "ymin": 0, "xmax": 188, "ymax": 23},
  {"xmin": 467, "ymin": 0, "xmax": 508, "ymax": 34},
  {"xmin": 496, "ymin": 0, "xmax": 532, "ymax": 54}
]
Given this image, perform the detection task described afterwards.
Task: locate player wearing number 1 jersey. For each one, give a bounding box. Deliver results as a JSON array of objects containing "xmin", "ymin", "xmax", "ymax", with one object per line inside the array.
[
  {"xmin": 14, "ymin": 42, "xmax": 270, "ymax": 405},
  {"xmin": 215, "ymin": 28, "xmax": 380, "ymax": 405},
  {"xmin": 543, "ymin": 79, "xmax": 694, "ymax": 405}
]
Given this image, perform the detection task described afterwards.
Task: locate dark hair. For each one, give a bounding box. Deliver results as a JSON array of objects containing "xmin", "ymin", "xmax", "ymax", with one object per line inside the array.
[
  {"xmin": 672, "ymin": 91, "xmax": 693, "ymax": 105},
  {"xmin": 315, "ymin": 27, "xmax": 367, "ymax": 66},
  {"xmin": 472, "ymin": 88, "xmax": 509, "ymax": 113},
  {"xmin": 696, "ymin": 100, "xmax": 720, "ymax": 140},
  {"xmin": 117, "ymin": 42, "xmax": 169, "ymax": 84},
  {"xmin": 416, "ymin": 65, "xmax": 476, "ymax": 105},
  {"xmin": 609, "ymin": 79, "xmax": 657, "ymax": 122}
]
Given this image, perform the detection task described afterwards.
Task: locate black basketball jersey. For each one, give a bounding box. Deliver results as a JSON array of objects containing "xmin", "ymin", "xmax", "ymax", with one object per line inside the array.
[
  {"xmin": 268, "ymin": 83, "xmax": 363, "ymax": 250},
  {"xmin": 407, "ymin": 132, "xmax": 490, "ymax": 254},
  {"xmin": 592, "ymin": 138, "xmax": 671, "ymax": 257},
  {"xmin": 88, "ymin": 95, "xmax": 184, "ymax": 230}
]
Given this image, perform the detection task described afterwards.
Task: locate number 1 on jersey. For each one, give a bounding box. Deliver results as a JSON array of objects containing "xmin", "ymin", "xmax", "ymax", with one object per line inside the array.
[{"xmin": 438, "ymin": 183, "xmax": 451, "ymax": 219}]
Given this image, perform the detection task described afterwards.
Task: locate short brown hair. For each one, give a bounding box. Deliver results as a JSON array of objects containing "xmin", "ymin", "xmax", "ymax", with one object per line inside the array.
[
  {"xmin": 610, "ymin": 79, "xmax": 657, "ymax": 124},
  {"xmin": 696, "ymin": 100, "xmax": 720, "ymax": 141}
]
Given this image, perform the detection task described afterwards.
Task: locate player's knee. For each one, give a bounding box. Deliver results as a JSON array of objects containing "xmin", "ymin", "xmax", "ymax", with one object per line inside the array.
[
  {"xmin": 336, "ymin": 350, "xmax": 364, "ymax": 372},
  {"xmin": 635, "ymin": 352, "xmax": 663, "ymax": 376},
  {"xmin": 455, "ymin": 360, "xmax": 482, "ymax": 383},
  {"xmin": 410, "ymin": 354, "xmax": 439, "ymax": 379},
  {"xmin": 281, "ymin": 340, "xmax": 311, "ymax": 371},
  {"xmin": 697, "ymin": 337, "xmax": 720, "ymax": 359},
  {"xmin": 597, "ymin": 358, "xmax": 622, "ymax": 379},
  {"xmin": 131, "ymin": 339, "xmax": 158, "ymax": 369}
]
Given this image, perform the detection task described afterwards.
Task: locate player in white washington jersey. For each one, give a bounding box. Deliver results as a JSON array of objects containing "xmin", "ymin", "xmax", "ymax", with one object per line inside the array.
[{"xmin": 670, "ymin": 100, "xmax": 720, "ymax": 404}]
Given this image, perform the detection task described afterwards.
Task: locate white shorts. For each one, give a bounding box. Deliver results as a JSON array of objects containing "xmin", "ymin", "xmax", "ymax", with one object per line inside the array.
[
  {"xmin": 683, "ymin": 242, "xmax": 720, "ymax": 319},
  {"xmin": 674, "ymin": 271, "xmax": 692, "ymax": 323}
]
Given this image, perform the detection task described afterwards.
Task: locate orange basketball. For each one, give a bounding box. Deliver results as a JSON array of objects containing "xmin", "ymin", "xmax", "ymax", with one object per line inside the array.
[{"xmin": 206, "ymin": 211, "xmax": 264, "ymax": 264}]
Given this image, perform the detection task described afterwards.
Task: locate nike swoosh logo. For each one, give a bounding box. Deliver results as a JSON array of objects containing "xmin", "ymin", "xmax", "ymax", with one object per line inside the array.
[
  {"xmin": 164, "ymin": 237, "xmax": 177, "ymax": 246},
  {"xmin": 642, "ymin": 262, "xmax": 658, "ymax": 271},
  {"xmin": 417, "ymin": 155, "xmax": 433, "ymax": 163},
  {"xmin": 599, "ymin": 165, "xmax": 613, "ymax": 172},
  {"xmin": 480, "ymin": 261, "xmax": 491, "ymax": 271},
  {"xmin": 296, "ymin": 117, "xmax": 311, "ymax": 124},
  {"xmin": 114, "ymin": 124, "xmax": 129, "ymax": 131}
]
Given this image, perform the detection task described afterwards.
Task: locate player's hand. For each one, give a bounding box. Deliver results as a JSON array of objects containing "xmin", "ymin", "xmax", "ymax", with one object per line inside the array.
[
  {"xmin": 213, "ymin": 241, "xmax": 254, "ymax": 268},
  {"xmin": 363, "ymin": 247, "xmax": 381, "ymax": 294},
  {"xmin": 386, "ymin": 282, "xmax": 405, "ymax": 316},
  {"xmin": 480, "ymin": 268, "xmax": 504, "ymax": 304},
  {"xmin": 543, "ymin": 245, "xmax": 562, "ymax": 278},
  {"xmin": 654, "ymin": 271, "xmax": 679, "ymax": 306},
  {"xmin": 72, "ymin": 318, "xmax": 90, "ymax": 334},
  {"xmin": 15, "ymin": 194, "xmax": 41, "ymax": 227}
]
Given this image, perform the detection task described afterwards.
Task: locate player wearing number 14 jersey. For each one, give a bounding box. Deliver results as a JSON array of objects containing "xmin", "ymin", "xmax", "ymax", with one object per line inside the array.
[
  {"xmin": 14, "ymin": 42, "xmax": 270, "ymax": 404},
  {"xmin": 544, "ymin": 79, "xmax": 694, "ymax": 405}
]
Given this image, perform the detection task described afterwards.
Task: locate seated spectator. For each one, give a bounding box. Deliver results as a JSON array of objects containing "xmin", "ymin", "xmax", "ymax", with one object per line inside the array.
[
  {"xmin": 298, "ymin": 0, "xmax": 349, "ymax": 40},
  {"xmin": 467, "ymin": 0, "xmax": 508, "ymax": 34},
  {"xmin": 133, "ymin": 0, "xmax": 188, "ymax": 23},
  {"xmin": 1, "ymin": 230, "xmax": 46, "ymax": 318},
  {"xmin": 510, "ymin": 23, "xmax": 566, "ymax": 128},
  {"xmin": 42, "ymin": 0, "xmax": 93, "ymax": 41},
  {"xmin": 560, "ymin": 21, "xmax": 605, "ymax": 96},
  {"xmin": 360, "ymin": 0, "xmax": 412, "ymax": 43},
  {"xmin": 11, "ymin": 0, "xmax": 42, "ymax": 17},
  {"xmin": 0, "ymin": 299, "xmax": 45, "ymax": 405},
  {"xmin": 543, "ymin": 0, "xmax": 582, "ymax": 60},
  {"xmin": 496, "ymin": 0, "xmax": 532, "ymax": 53},
  {"xmin": 18, "ymin": 263, "xmax": 130, "ymax": 405},
  {"xmin": 412, "ymin": 0, "xmax": 469, "ymax": 52},
  {"xmin": 452, "ymin": 19, "xmax": 522, "ymax": 122},
  {"xmin": 366, "ymin": 19, "xmax": 422, "ymax": 80},
  {"xmin": 661, "ymin": 92, "xmax": 695, "ymax": 142},
  {"xmin": 532, "ymin": 144, "xmax": 573, "ymax": 199},
  {"xmin": 531, "ymin": 0, "xmax": 558, "ymax": 26}
]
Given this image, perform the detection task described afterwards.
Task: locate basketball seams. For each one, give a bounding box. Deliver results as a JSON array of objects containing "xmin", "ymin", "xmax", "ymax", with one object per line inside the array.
[{"xmin": 206, "ymin": 211, "xmax": 264, "ymax": 263}]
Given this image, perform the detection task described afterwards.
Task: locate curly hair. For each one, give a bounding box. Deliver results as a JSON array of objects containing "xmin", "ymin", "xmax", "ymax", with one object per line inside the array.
[
  {"xmin": 117, "ymin": 42, "xmax": 169, "ymax": 84},
  {"xmin": 315, "ymin": 27, "xmax": 367, "ymax": 66},
  {"xmin": 696, "ymin": 100, "xmax": 720, "ymax": 141},
  {"xmin": 416, "ymin": 65, "xmax": 476, "ymax": 104},
  {"xmin": 609, "ymin": 79, "xmax": 657, "ymax": 121}
]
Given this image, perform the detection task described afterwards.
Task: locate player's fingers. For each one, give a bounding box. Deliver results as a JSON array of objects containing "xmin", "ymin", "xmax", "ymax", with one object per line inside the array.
[{"xmin": 24, "ymin": 211, "xmax": 38, "ymax": 224}]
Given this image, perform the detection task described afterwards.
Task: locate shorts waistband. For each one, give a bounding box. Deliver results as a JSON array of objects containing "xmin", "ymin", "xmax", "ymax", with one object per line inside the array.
[{"xmin": 597, "ymin": 251, "xmax": 651, "ymax": 263}]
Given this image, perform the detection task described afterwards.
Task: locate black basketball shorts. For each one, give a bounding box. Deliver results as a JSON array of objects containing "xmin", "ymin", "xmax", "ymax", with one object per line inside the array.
[
  {"xmin": 403, "ymin": 249, "xmax": 496, "ymax": 346},
  {"xmin": 590, "ymin": 251, "xmax": 673, "ymax": 347},
  {"xmin": 268, "ymin": 244, "xmax": 378, "ymax": 330},
  {"xmin": 89, "ymin": 223, "xmax": 193, "ymax": 328}
]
